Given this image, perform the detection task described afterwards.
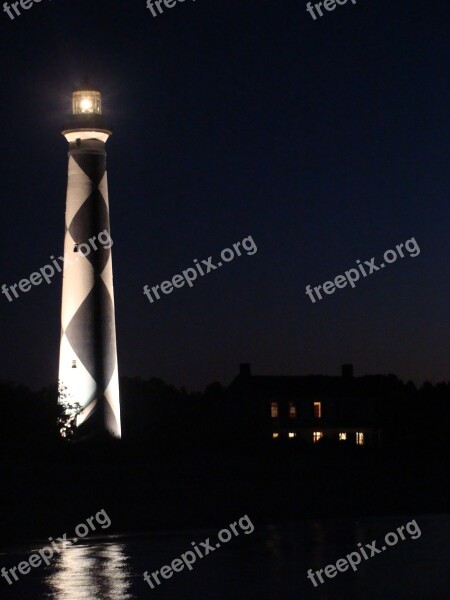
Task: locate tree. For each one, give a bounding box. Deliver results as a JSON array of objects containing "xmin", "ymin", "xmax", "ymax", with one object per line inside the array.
[{"xmin": 57, "ymin": 381, "xmax": 82, "ymax": 441}]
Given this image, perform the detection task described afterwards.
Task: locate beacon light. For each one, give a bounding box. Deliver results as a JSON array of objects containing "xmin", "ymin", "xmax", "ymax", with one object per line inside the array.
[{"xmin": 72, "ymin": 90, "xmax": 102, "ymax": 115}]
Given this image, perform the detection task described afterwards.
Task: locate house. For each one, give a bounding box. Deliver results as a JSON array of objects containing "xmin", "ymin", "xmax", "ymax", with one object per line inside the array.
[{"xmin": 227, "ymin": 363, "xmax": 383, "ymax": 447}]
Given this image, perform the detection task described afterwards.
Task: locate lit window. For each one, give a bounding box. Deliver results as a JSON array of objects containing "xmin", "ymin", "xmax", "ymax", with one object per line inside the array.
[
  {"xmin": 313, "ymin": 431, "xmax": 323, "ymax": 443},
  {"xmin": 72, "ymin": 360, "xmax": 77, "ymax": 368},
  {"xmin": 339, "ymin": 432, "xmax": 347, "ymax": 441},
  {"xmin": 314, "ymin": 402, "xmax": 322, "ymax": 418},
  {"xmin": 272, "ymin": 432, "xmax": 279, "ymax": 439},
  {"xmin": 356, "ymin": 432, "xmax": 365, "ymax": 446},
  {"xmin": 270, "ymin": 402, "xmax": 279, "ymax": 418},
  {"xmin": 288, "ymin": 402, "xmax": 297, "ymax": 418},
  {"xmin": 288, "ymin": 432, "xmax": 297, "ymax": 439}
]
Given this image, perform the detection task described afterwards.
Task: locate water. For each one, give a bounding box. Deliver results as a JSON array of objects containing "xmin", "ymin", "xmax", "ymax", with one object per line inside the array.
[{"xmin": 1, "ymin": 515, "xmax": 449, "ymax": 599}]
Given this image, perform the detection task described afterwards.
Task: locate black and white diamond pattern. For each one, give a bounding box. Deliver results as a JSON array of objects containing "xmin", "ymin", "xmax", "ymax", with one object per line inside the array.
[{"xmin": 58, "ymin": 138, "xmax": 121, "ymax": 439}]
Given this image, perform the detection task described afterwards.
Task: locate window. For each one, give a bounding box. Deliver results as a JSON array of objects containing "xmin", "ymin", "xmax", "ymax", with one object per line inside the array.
[
  {"xmin": 270, "ymin": 402, "xmax": 279, "ymax": 418},
  {"xmin": 272, "ymin": 432, "xmax": 279, "ymax": 439},
  {"xmin": 313, "ymin": 431, "xmax": 323, "ymax": 443},
  {"xmin": 288, "ymin": 402, "xmax": 297, "ymax": 419},
  {"xmin": 339, "ymin": 432, "xmax": 347, "ymax": 441},
  {"xmin": 288, "ymin": 432, "xmax": 297, "ymax": 439},
  {"xmin": 314, "ymin": 402, "xmax": 322, "ymax": 418},
  {"xmin": 356, "ymin": 432, "xmax": 365, "ymax": 446},
  {"xmin": 72, "ymin": 360, "xmax": 77, "ymax": 368}
]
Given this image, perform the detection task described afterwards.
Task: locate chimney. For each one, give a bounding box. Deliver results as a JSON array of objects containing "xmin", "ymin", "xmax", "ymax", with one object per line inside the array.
[
  {"xmin": 341, "ymin": 364, "xmax": 353, "ymax": 379},
  {"xmin": 240, "ymin": 363, "xmax": 251, "ymax": 377}
]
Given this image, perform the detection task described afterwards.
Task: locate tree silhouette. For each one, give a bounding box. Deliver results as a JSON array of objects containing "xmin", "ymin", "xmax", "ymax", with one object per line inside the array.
[{"xmin": 57, "ymin": 380, "xmax": 82, "ymax": 441}]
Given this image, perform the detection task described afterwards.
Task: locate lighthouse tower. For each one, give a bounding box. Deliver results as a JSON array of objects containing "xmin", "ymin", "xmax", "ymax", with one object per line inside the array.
[{"xmin": 58, "ymin": 87, "xmax": 121, "ymax": 440}]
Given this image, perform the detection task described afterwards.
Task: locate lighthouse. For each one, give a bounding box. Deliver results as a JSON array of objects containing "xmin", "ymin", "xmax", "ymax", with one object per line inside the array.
[{"xmin": 58, "ymin": 87, "xmax": 121, "ymax": 440}]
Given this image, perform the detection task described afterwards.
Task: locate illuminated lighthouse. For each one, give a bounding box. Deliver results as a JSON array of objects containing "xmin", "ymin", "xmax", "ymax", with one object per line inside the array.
[{"xmin": 58, "ymin": 87, "xmax": 121, "ymax": 440}]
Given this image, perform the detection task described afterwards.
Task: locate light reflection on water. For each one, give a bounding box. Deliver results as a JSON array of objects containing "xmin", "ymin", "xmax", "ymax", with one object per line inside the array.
[
  {"xmin": 45, "ymin": 543, "xmax": 133, "ymax": 600},
  {"xmin": 1, "ymin": 515, "xmax": 448, "ymax": 599}
]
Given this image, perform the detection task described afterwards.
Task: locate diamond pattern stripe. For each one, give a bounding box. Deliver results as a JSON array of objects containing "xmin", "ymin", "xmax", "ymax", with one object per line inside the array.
[
  {"xmin": 68, "ymin": 189, "xmax": 111, "ymax": 272},
  {"xmin": 59, "ymin": 138, "xmax": 121, "ymax": 439},
  {"xmin": 64, "ymin": 277, "xmax": 116, "ymax": 389},
  {"xmin": 72, "ymin": 152, "xmax": 106, "ymax": 186}
]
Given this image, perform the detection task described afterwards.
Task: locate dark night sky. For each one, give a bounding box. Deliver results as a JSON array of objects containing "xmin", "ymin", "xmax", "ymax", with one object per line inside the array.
[{"xmin": 0, "ymin": 0, "xmax": 448, "ymax": 390}]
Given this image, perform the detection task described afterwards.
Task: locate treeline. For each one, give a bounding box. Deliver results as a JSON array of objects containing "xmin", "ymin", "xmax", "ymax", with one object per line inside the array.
[{"xmin": 0, "ymin": 376, "xmax": 449, "ymax": 458}]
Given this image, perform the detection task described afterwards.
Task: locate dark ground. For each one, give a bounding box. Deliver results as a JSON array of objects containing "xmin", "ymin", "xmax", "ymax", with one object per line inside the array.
[{"xmin": 0, "ymin": 442, "xmax": 447, "ymax": 548}]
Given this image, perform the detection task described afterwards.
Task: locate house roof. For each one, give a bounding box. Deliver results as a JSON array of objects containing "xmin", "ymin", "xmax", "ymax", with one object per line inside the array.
[{"xmin": 229, "ymin": 371, "xmax": 404, "ymax": 399}]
